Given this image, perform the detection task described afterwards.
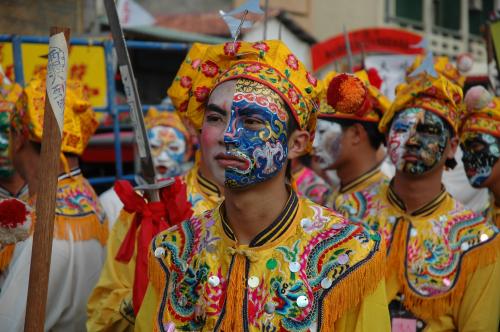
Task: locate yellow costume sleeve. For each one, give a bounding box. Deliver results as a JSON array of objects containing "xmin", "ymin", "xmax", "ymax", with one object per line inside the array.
[
  {"xmin": 134, "ymin": 284, "xmax": 157, "ymax": 332},
  {"xmin": 333, "ymin": 279, "xmax": 391, "ymax": 331},
  {"xmin": 87, "ymin": 210, "xmax": 137, "ymax": 332},
  {"xmin": 456, "ymin": 261, "xmax": 500, "ymax": 331}
]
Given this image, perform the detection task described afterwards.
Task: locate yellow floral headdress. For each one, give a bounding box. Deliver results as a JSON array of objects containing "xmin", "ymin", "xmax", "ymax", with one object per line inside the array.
[
  {"xmin": 168, "ymin": 40, "xmax": 322, "ymax": 149},
  {"xmin": 12, "ymin": 74, "xmax": 98, "ymax": 156},
  {"xmin": 379, "ymin": 73, "xmax": 463, "ymax": 135},
  {"xmin": 460, "ymin": 89, "xmax": 500, "ymax": 139},
  {"xmin": 319, "ymin": 70, "xmax": 390, "ymax": 123},
  {"xmin": 406, "ymin": 55, "xmax": 466, "ymax": 88},
  {"xmin": 144, "ymin": 107, "xmax": 189, "ymax": 137}
]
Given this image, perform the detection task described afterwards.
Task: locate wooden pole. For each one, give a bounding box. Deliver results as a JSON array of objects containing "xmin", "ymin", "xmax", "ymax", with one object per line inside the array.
[{"xmin": 24, "ymin": 26, "xmax": 70, "ymax": 332}]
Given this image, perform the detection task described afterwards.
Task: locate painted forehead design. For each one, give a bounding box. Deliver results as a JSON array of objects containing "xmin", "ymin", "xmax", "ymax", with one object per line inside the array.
[
  {"xmin": 234, "ymin": 78, "xmax": 288, "ymax": 119},
  {"xmin": 395, "ymin": 108, "xmax": 446, "ymax": 128}
]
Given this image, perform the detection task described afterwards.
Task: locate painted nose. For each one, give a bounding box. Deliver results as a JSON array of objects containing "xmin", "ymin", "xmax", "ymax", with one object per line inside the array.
[
  {"xmin": 223, "ymin": 122, "xmax": 240, "ymax": 147},
  {"xmin": 405, "ymin": 132, "xmax": 420, "ymax": 147}
]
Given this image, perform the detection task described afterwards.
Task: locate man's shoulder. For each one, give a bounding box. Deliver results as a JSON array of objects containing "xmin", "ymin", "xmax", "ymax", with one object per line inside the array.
[
  {"xmin": 151, "ymin": 208, "xmax": 217, "ymax": 259},
  {"xmin": 298, "ymin": 198, "xmax": 384, "ymax": 265},
  {"xmin": 442, "ymin": 195, "xmax": 498, "ymax": 249}
]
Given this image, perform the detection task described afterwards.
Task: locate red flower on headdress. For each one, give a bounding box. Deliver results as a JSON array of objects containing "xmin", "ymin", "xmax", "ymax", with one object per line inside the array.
[
  {"xmin": 179, "ymin": 101, "xmax": 189, "ymax": 112},
  {"xmin": 194, "ymin": 86, "xmax": 210, "ymax": 103},
  {"xmin": 252, "ymin": 42, "xmax": 270, "ymax": 52},
  {"xmin": 224, "ymin": 42, "xmax": 241, "ymax": 56},
  {"xmin": 286, "ymin": 54, "xmax": 299, "ymax": 70},
  {"xmin": 180, "ymin": 76, "xmax": 192, "ymax": 89},
  {"xmin": 191, "ymin": 58, "xmax": 202, "ymax": 69},
  {"xmin": 244, "ymin": 63, "xmax": 263, "ymax": 73},
  {"xmin": 0, "ymin": 199, "xmax": 28, "ymax": 229},
  {"xmin": 201, "ymin": 61, "xmax": 219, "ymax": 78},
  {"xmin": 425, "ymin": 86, "xmax": 438, "ymax": 96},
  {"xmin": 306, "ymin": 72, "xmax": 318, "ymax": 87},
  {"xmin": 287, "ymin": 88, "xmax": 299, "ymax": 104},
  {"xmin": 367, "ymin": 68, "xmax": 383, "ymax": 89}
]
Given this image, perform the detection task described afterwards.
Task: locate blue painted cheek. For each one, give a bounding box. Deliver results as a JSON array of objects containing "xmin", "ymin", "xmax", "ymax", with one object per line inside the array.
[{"xmin": 223, "ymin": 104, "xmax": 289, "ymax": 189}]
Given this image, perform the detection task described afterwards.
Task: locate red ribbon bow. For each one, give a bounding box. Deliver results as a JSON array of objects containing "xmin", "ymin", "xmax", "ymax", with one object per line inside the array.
[{"xmin": 114, "ymin": 178, "xmax": 193, "ymax": 314}]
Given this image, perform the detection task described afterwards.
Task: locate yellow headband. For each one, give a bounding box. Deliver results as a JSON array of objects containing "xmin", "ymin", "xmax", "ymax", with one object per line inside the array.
[
  {"xmin": 379, "ymin": 73, "xmax": 463, "ymax": 135},
  {"xmin": 12, "ymin": 76, "xmax": 98, "ymax": 156},
  {"xmin": 168, "ymin": 40, "xmax": 322, "ymax": 149},
  {"xmin": 461, "ymin": 94, "xmax": 500, "ymax": 139},
  {"xmin": 406, "ymin": 55, "xmax": 466, "ymax": 88}
]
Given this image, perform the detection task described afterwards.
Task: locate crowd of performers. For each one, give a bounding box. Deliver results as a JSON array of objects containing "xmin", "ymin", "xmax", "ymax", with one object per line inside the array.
[{"xmin": 0, "ymin": 38, "xmax": 498, "ymax": 332}]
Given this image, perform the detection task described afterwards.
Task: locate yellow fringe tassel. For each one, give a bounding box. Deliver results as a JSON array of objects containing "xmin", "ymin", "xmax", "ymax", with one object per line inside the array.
[
  {"xmin": 52, "ymin": 214, "xmax": 109, "ymax": 246},
  {"xmin": 0, "ymin": 244, "xmax": 15, "ymax": 272},
  {"xmin": 387, "ymin": 219, "xmax": 500, "ymax": 321},
  {"xmin": 220, "ymin": 253, "xmax": 246, "ymax": 332},
  {"xmin": 320, "ymin": 241, "xmax": 386, "ymax": 330},
  {"xmin": 386, "ymin": 218, "xmax": 408, "ymax": 279}
]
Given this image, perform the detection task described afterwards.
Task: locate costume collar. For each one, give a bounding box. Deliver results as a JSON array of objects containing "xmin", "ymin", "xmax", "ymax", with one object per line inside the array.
[
  {"xmin": 197, "ymin": 171, "xmax": 221, "ymax": 198},
  {"xmin": 387, "ymin": 181, "xmax": 448, "ymax": 217},
  {"xmin": 58, "ymin": 168, "xmax": 82, "ymax": 181},
  {"xmin": 220, "ymin": 189, "xmax": 299, "ymax": 247},
  {"xmin": 0, "ymin": 183, "xmax": 28, "ymax": 199},
  {"xmin": 340, "ymin": 164, "xmax": 382, "ymax": 194}
]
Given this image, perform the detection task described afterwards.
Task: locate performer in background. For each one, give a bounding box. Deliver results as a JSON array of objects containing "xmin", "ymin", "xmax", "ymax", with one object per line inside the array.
[
  {"xmin": 0, "ymin": 70, "xmax": 27, "ymax": 202},
  {"xmin": 136, "ymin": 40, "xmax": 390, "ymax": 331},
  {"xmin": 313, "ymin": 70, "xmax": 391, "ymax": 219},
  {"xmin": 372, "ymin": 67, "xmax": 499, "ymax": 329},
  {"xmin": 0, "ymin": 70, "xmax": 108, "ymax": 331},
  {"xmin": 87, "ymin": 43, "xmax": 223, "ymax": 332},
  {"xmin": 460, "ymin": 86, "xmax": 500, "ymax": 228},
  {"xmin": 98, "ymin": 106, "xmax": 195, "ymax": 227},
  {"xmin": 407, "ymin": 56, "xmax": 490, "ymax": 212}
]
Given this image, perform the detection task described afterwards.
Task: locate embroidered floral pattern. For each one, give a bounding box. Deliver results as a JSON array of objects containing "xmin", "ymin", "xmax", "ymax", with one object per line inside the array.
[
  {"xmin": 286, "ymin": 54, "xmax": 299, "ymax": 70},
  {"xmin": 223, "ymin": 41, "xmax": 241, "ymax": 56},
  {"xmin": 180, "ymin": 76, "xmax": 192, "ymax": 89},
  {"xmin": 201, "ymin": 60, "xmax": 219, "ymax": 78},
  {"xmin": 194, "ymin": 86, "xmax": 210, "ymax": 103},
  {"xmin": 252, "ymin": 42, "xmax": 270, "ymax": 52}
]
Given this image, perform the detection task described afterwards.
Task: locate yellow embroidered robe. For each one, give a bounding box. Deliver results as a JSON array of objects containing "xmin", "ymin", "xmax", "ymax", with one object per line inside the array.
[
  {"xmin": 136, "ymin": 192, "xmax": 390, "ymax": 332},
  {"xmin": 352, "ymin": 182, "xmax": 499, "ymax": 331}
]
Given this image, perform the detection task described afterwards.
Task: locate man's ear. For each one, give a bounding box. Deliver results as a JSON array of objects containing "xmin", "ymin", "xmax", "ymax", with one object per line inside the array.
[
  {"xmin": 351, "ymin": 123, "xmax": 366, "ymax": 145},
  {"xmin": 287, "ymin": 129, "xmax": 310, "ymax": 160},
  {"xmin": 446, "ymin": 136, "xmax": 459, "ymax": 160},
  {"xmin": 10, "ymin": 129, "xmax": 25, "ymax": 153}
]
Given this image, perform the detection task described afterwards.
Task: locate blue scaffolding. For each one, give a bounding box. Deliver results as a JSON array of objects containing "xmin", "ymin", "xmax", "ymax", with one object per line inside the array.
[{"xmin": 0, "ymin": 35, "xmax": 189, "ymax": 186}]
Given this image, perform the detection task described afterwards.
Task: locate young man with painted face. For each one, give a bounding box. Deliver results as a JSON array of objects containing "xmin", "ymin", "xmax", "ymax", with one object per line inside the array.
[
  {"xmin": 406, "ymin": 56, "xmax": 490, "ymax": 213},
  {"xmin": 87, "ymin": 44, "xmax": 224, "ymax": 332},
  {"xmin": 460, "ymin": 88, "xmax": 500, "ymax": 228},
  {"xmin": 98, "ymin": 107, "xmax": 194, "ymax": 226},
  {"xmin": 313, "ymin": 71, "xmax": 390, "ymax": 223},
  {"xmin": 1, "ymin": 72, "xmax": 109, "ymax": 331},
  {"xmin": 0, "ymin": 75, "xmax": 27, "ymax": 202},
  {"xmin": 136, "ymin": 40, "xmax": 390, "ymax": 332},
  {"xmin": 368, "ymin": 71, "xmax": 499, "ymax": 330}
]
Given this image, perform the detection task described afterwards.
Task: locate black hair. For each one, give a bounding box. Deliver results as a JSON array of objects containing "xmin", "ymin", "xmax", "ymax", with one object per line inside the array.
[
  {"xmin": 329, "ymin": 118, "xmax": 384, "ymax": 150},
  {"xmin": 285, "ymin": 104, "xmax": 300, "ymax": 180}
]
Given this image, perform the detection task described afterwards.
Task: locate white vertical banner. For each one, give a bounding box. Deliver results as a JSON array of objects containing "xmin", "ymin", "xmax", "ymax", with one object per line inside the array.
[
  {"xmin": 364, "ymin": 55, "xmax": 416, "ymax": 101},
  {"xmin": 46, "ymin": 32, "xmax": 69, "ymax": 136}
]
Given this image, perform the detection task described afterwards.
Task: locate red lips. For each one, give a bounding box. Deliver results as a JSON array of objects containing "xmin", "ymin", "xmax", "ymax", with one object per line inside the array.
[{"xmin": 215, "ymin": 152, "xmax": 250, "ymax": 171}]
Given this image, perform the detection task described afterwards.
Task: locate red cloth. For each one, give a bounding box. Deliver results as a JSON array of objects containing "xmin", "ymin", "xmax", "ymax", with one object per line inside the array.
[{"xmin": 114, "ymin": 178, "xmax": 193, "ymax": 314}]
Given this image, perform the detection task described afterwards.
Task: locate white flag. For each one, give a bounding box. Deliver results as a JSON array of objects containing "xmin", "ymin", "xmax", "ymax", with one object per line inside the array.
[{"xmin": 117, "ymin": 0, "xmax": 156, "ymax": 27}]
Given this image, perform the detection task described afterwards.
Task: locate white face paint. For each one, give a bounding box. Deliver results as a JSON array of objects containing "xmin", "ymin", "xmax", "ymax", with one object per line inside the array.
[
  {"xmin": 313, "ymin": 119, "xmax": 343, "ymax": 170},
  {"xmin": 148, "ymin": 126, "xmax": 187, "ymax": 179}
]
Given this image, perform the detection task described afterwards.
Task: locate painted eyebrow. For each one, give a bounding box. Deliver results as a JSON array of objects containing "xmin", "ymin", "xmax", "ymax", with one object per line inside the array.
[{"xmin": 206, "ymin": 103, "xmax": 227, "ymax": 116}]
